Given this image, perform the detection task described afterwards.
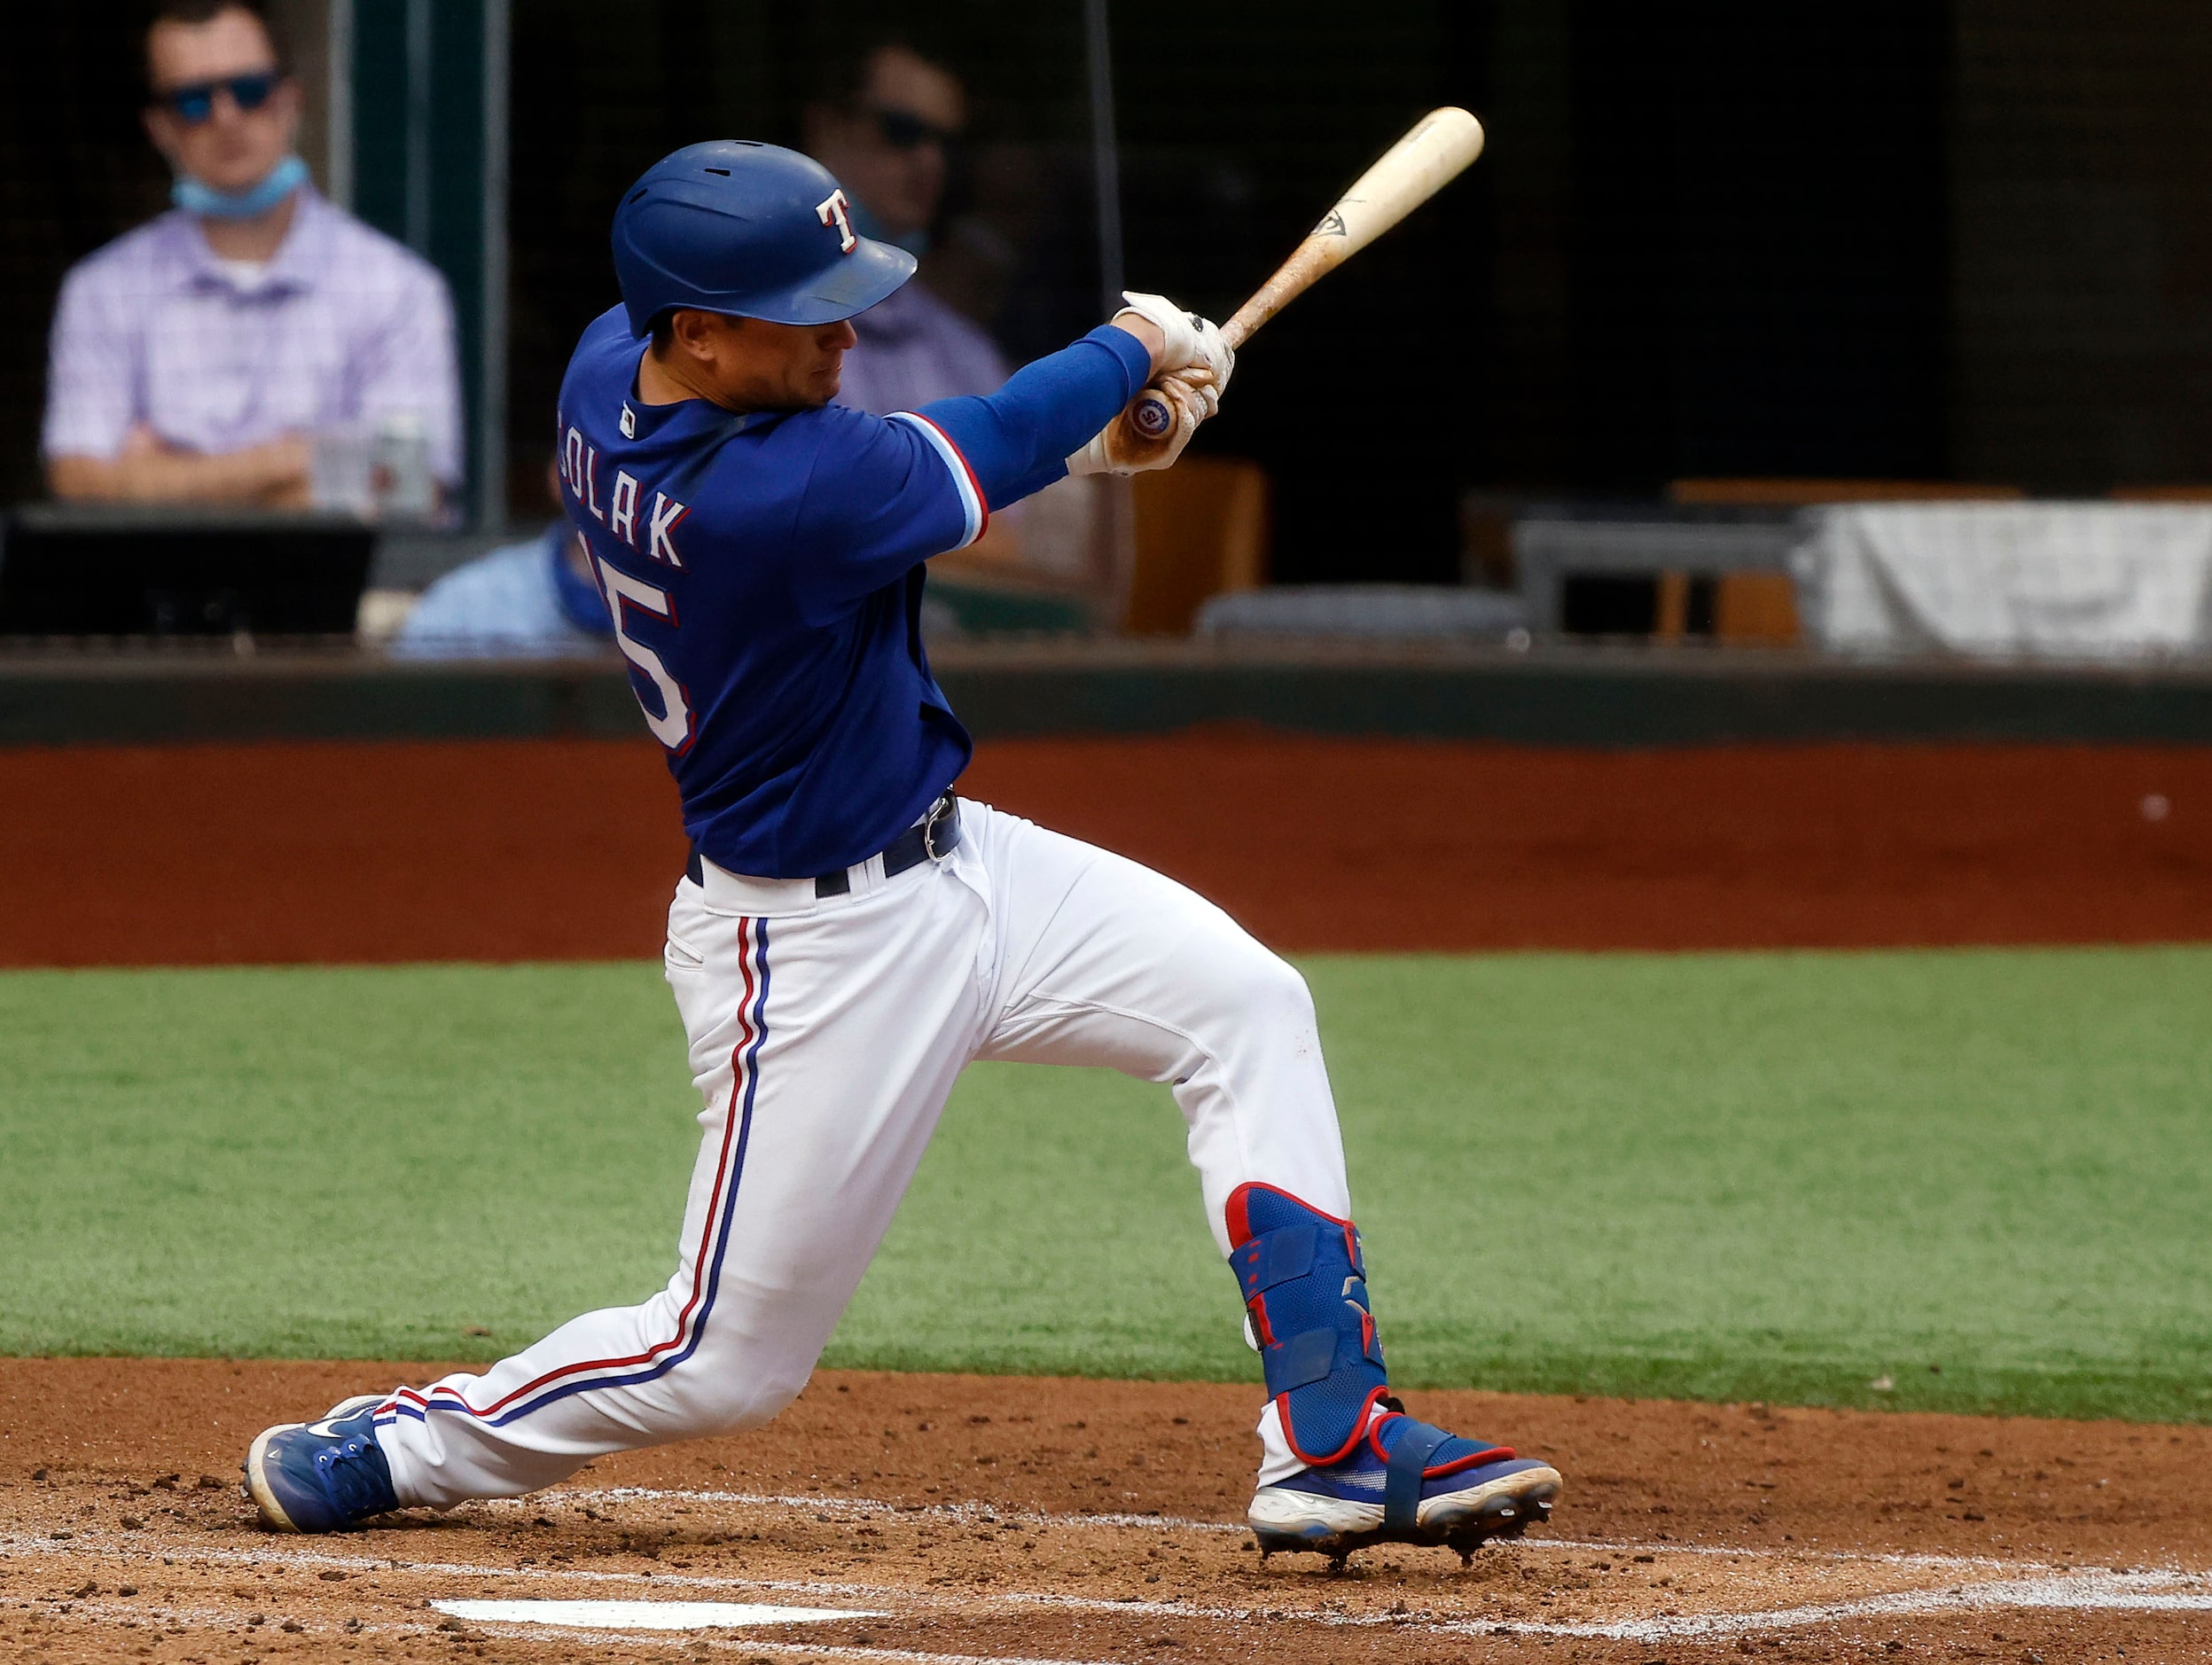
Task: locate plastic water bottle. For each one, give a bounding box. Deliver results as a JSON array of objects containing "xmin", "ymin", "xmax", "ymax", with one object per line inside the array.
[
  {"xmin": 373, "ymin": 411, "xmax": 435, "ymax": 521},
  {"xmin": 310, "ymin": 422, "xmax": 375, "ymax": 517}
]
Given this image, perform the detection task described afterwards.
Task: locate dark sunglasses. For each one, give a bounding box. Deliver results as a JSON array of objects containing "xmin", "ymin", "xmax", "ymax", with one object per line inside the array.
[
  {"xmin": 861, "ymin": 104, "xmax": 958, "ymax": 152},
  {"xmin": 156, "ymin": 70, "xmax": 282, "ymax": 124}
]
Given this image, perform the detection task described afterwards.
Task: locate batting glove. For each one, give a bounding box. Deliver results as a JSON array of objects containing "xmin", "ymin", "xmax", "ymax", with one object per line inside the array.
[
  {"xmin": 1114, "ymin": 292, "xmax": 1236, "ymax": 395},
  {"xmin": 1065, "ymin": 366, "xmax": 1217, "ymax": 476}
]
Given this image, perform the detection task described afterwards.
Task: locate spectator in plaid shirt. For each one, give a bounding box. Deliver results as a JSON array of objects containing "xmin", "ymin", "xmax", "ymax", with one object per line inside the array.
[{"xmin": 42, "ymin": 0, "xmax": 461, "ymax": 509}]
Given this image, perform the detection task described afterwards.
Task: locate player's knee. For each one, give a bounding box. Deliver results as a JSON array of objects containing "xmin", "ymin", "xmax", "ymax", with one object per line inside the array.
[
  {"xmin": 1212, "ymin": 934, "xmax": 1317, "ymax": 1036},
  {"xmin": 671, "ymin": 1353, "xmax": 810, "ymax": 1437}
]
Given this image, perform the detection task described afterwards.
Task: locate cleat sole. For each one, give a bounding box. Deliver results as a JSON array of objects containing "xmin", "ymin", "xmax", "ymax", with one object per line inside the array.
[{"xmin": 1249, "ymin": 1465, "xmax": 1562, "ymax": 1564}]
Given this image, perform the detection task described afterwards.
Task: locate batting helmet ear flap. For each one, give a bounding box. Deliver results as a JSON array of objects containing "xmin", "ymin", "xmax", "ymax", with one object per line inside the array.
[{"xmin": 611, "ymin": 140, "xmax": 917, "ymax": 335}]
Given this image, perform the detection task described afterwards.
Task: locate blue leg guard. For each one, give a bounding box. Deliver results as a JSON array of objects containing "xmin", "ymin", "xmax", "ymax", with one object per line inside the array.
[{"xmin": 1226, "ymin": 1183, "xmax": 1388, "ymax": 1467}]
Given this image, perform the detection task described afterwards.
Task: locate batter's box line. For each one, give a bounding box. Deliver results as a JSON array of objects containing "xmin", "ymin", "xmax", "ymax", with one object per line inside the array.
[
  {"xmin": 535, "ymin": 1485, "xmax": 1244, "ymax": 1535},
  {"xmin": 0, "ymin": 1527, "xmax": 1150, "ymax": 1642},
  {"xmin": 1003, "ymin": 1572, "xmax": 2212, "ymax": 1646},
  {"xmin": 0, "ymin": 1528, "xmax": 894, "ymax": 1602},
  {"xmin": 19, "ymin": 1521, "xmax": 2212, "ymax": 1650},
  {"xmin": 43, "ymin": 1594, "xmax": 1116, "ymax": 1665},
  {"xmin": 533, "ymin": 1486, "xmax": 2075, "ymax": 1577},
  {"xmin": 428, "ymin": 1629, "xmax": 1120, "ymax": 1665},
  {"xmin": 1486, "ymin": 1569, "xmax": 2212, "ymax": 1645},
  {"xmin": 31, "ymin": 1559, "xmax": 2212, "ymax": 1656}
]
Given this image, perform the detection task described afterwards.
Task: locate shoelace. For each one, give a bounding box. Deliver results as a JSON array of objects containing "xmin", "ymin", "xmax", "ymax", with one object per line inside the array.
[{"xmin": 313, "ymin": 1436, "xmax": 395, "ymax": 1517}]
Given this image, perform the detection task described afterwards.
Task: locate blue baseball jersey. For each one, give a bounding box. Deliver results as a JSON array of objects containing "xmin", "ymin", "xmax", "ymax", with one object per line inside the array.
[{"xmin": 554, "ymin": 305, "xmax": 1155, "ymax": 880}]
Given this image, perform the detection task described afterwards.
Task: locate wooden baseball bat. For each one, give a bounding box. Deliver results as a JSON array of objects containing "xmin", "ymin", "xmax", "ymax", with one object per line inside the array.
[{"xmin": 1113, "ymin": 106, "xmax": 1487, "ymax": 459}]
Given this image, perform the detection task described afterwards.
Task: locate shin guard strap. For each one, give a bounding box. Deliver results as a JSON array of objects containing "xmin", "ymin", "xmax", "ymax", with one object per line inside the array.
[
  {"xmin": 1383, "ymin": 1419, "xmax": 1453, "ymax": 1532},
  {"xmin": 1260, "ymin": 1327, "xmax": 1339, "ymax": 1397},
  {"xmin": 1231, "ymin": 1223, "xmax": 1317, "ymax": 1299}
]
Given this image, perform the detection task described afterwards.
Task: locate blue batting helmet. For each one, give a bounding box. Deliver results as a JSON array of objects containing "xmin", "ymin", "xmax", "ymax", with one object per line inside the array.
[{"xmin": 609, "ymin": 140, "xmax": 915, "ymax": 336}]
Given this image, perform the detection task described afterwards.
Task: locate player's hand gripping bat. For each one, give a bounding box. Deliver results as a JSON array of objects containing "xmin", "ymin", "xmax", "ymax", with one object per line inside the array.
[{"xmin": 1110, "ymin": 106, "xmax": 1487, "ymax": 466}]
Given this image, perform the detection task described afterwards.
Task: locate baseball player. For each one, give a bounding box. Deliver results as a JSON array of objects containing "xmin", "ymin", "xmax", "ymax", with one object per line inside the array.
[{"xmin": 245, "ymin": 140, "xmax": 1562, "ymax": 1562}]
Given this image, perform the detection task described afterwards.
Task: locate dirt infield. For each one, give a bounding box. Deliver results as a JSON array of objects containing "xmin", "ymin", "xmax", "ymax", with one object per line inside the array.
[
  {"xmin": 7, "ymin": 736, "xmax": 2209, "ymax": 1659},
  {"xmin": 2, "ymin": 1360, "xmax": 2206, "ymax": 1662},
  {"xmin": 3, "ymin": 733, "xmax": 2209, "ymax": 964}
]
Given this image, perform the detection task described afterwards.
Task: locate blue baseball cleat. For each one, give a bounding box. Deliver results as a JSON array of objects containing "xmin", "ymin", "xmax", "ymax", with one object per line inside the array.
[
  {"xmin": 1225, "ymin": 1183, "xmax": 1563, "ymax": 1565},
  {"xmin": 244, "ymin": 1394, "xmax": 400, "ymax": 1533},
  {"xmin": 1248, "ymin": 1403, "xmax": 1562, "ymax": 1564}
]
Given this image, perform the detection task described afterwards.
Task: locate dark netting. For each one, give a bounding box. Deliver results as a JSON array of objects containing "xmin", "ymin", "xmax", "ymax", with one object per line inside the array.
[{"xmin": 8, "ymin": 4, "xmax": 2212, "ymax": 649}]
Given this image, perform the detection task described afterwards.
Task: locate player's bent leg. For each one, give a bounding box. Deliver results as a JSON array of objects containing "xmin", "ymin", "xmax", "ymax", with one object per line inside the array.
[
  {"xmin": 246, "ymin": 861, "xmax": 992, "ymax": 1527},
  {"xmin": 965, "ymin": 803, "xmax": 1561, "ymax": 1559},
  {"xmin": 965, "ymin": 802, "xmax": 1352, "ymax": 1233}
]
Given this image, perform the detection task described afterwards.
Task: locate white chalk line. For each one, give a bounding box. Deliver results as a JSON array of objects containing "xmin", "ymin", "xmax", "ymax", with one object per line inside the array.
[
  {"xmin": 12, "ymin": 1495, "xmax": 2212, "ymax": 1649},
  {"xmin": 458, "ymin": 1493, "xmax": 2212, "ymax": 1641},
  {"xmin": 423, "ymin": 1598, "xmax": 1131, "ymax": 1665},
  {"xmin": 6, "ymin": 1544, "xmax": 1119, "ymax": 1665},
  {"xmin": 3, "ymin": 1527, "xmax": 1194, "ymax": 1645},
  {"xmin": 539, "ymin": 1486, "xmax": 2055, "ymax": 1576},
  {"xmin": 432, "ymin": 1597, "xmax": 880, "ymax": 1629},
  {"xmin": 427, "ymin": 1629, "xmax": 1121, "ymax": 1665},
  {"xmin": 1486, "ymin": 1570, "xmax": 2212, "ymax": 1644},
  {"xmin": 38, "ymin": 1594, "xmax": 1112, "ymax": 1665},
  {"xmin": 541, "ymin": 1485, "xmax": 1239, "ymax": 1536},
  {"xmin": 985, "ymin": 1571, "xmax": 2212, "ymax": 1645},
  {"xmin": 0, "ymin": 1528, "xmax": 895, "ymax": 1602}
]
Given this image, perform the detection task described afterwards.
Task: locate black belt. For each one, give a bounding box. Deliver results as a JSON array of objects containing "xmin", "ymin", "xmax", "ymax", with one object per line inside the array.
[{"xmin": 686, "ymin": 795, "xmax": 962, "ymax": 898}]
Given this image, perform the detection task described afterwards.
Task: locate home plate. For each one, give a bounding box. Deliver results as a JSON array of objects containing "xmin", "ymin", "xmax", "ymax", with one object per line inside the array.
[{"xmin": 432, "ymin": 1599, "xmax": 885, "ymax": 1630}]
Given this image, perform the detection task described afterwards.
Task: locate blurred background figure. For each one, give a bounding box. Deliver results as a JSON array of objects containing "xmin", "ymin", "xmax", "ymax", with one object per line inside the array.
[
  {"xmin": 803, "ymin": 39, "xmax": 1110, "ymax": 625},
  {"xmin": 803, "ymin": 40, "xmax": 1007, "ymax": 415},
  {"xmin": 41, "ymin": 0, "xmax": 461, "ymax": 511},
  {"xmin": 391, "ymin": 462, "xmax": 609, "ymax": 660}
]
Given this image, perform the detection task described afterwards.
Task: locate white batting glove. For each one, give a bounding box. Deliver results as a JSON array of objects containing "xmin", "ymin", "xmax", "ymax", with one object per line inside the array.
[
  {"xmin": 1174, "ymin": 362, "xmax": 1223, "ymax": 423},
  {"xmin": 1065, "ymin": 366, "xmax": 1216, "ymax": 477},
  {"xmin": 1114, "ymin": 291, "xmax": 1235, "ymax": 395}
]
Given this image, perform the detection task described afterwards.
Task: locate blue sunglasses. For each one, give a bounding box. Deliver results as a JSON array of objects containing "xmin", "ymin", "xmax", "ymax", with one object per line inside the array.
[{"xmin": 157, "ymin": 71, "xmax": 281, "ymax": 124}]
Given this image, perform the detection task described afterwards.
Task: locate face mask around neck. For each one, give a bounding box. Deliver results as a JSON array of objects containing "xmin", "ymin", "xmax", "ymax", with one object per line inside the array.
[{"xmin": 174, "ymin": 153, "xmax": 309, "ymax": 221}]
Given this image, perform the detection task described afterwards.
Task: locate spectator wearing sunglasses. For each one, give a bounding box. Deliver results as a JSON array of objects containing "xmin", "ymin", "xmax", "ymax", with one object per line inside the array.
[
  {"xmin": 42, "ymin": 0, "xmax": 461, "ymax": 510},
  {"xmin": 803, "ymin": 40, "xmax": 1115, "ymax": 624},
  {"xmin": 802, "ymin": 43, "xmax": 1010, "ymax": 419}
]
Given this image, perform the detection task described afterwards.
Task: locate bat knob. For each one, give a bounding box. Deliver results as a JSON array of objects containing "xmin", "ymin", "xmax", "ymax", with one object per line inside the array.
[{"xmin": 1131, "ymin": 393, "xmax": 1174, "ymax": 439}]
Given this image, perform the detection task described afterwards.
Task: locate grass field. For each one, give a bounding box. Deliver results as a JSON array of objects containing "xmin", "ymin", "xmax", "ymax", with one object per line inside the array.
[{"xmin": 4, "ymin": 949, "xmax": 2208, "ymax": 1423}]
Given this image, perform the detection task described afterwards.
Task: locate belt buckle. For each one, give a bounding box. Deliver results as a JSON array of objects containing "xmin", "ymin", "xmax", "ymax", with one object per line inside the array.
[{"xmin": 920, "ymin": 794, "xmax": 955, "ymax": 863}]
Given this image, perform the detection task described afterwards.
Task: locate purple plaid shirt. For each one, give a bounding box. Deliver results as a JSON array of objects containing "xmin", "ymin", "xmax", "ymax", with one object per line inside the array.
[
  {"xmin": 42, "ymin": 188, "xmax": 463, "ymax": 484},
  {"xmin": 836, "ymin": 279, "xmax": 1010, "ymax": 416}
]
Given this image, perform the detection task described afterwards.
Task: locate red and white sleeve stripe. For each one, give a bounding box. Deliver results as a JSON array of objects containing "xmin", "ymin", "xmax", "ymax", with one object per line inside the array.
[{"xmin": 887, "ymin": 410, "xmax": 989, "ymax": 550}]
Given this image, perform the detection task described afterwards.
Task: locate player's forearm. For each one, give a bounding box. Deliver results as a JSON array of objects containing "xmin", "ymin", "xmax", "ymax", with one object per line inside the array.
[
  {"xmin": 917, "ymin": 325, "xmax": 1154, "ymax": 504},
  {"xmin": 1110, "ymin": 316, "xmax": 1169, "ymax": 378},
  {"xmin": 45, "ymin": 439, "xmax": 311, "ymax": 507}
]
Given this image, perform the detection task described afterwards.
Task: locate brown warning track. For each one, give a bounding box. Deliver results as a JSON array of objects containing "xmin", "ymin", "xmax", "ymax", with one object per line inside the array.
[
  {"xmin": 3, "ymin": 732, "xmax": 2209, "ymax": 965},
  {"xmin": 1, "ymin": 1360, "xmax": 2207, "ymax": 1663}
]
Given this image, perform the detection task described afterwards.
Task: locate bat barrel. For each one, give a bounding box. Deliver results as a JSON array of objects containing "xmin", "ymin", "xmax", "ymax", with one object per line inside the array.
[
  {"xmin": 1110, "ymin": 106, "xmax": 1485, "ymax": 463},
  {"xmin": 1211, "ymin": 108, "xmax": 1481, "ymax": 356}
]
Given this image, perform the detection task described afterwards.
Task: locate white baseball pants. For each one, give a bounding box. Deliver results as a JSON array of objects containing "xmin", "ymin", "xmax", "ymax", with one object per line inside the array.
[{"xmin": 374, "ymin": 801, "xmax": 1350, "ymax": 1508}]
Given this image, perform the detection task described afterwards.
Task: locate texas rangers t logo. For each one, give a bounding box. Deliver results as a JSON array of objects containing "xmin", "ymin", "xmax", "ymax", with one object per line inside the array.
[{"xmin": 816, "ymin": 189, "xmax": 856, "ymax": 254}]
